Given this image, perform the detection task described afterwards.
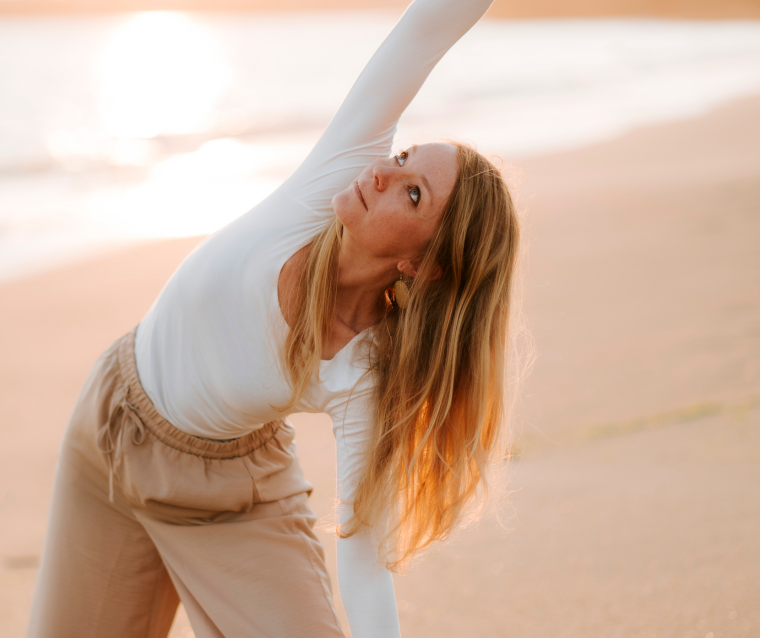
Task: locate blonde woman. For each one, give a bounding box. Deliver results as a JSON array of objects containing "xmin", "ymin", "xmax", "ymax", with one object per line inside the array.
[{"xmin": 28, "ymin": 0, "xmax": 520, "ymax": 636}]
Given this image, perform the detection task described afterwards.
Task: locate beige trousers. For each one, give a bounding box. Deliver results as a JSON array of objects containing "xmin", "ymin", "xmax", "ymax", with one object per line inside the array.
[{"xmin": 27, "ymin": 330, "xmax": 345, "ymax": 638}]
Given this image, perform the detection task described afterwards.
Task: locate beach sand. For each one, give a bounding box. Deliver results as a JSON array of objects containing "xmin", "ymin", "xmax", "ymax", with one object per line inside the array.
[{"xmin": 1, "ymin": 95, "xmax": 759, "ymax": 636}]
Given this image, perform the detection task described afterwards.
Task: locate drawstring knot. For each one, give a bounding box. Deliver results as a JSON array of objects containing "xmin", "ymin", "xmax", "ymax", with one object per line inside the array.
[{"xmin": 96, "ymin": 388, "xmax": 147, "ymax": 502}]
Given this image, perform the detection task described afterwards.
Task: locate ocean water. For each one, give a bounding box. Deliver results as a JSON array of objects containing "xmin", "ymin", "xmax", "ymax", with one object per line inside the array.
[{"xmin": 1, "ymin": 12, "xmax": 760, "ymax": 280}]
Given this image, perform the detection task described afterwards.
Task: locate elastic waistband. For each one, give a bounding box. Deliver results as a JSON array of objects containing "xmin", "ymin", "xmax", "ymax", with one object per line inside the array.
[{"xmin": 116, "ymin": 328, "xmax": 281, "ymax": 460}]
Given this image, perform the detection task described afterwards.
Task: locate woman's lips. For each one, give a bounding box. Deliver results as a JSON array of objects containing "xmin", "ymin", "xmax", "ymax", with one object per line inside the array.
[{"xmin": 354, "ymin": 182, "xmax": 367, "ymax": 210}]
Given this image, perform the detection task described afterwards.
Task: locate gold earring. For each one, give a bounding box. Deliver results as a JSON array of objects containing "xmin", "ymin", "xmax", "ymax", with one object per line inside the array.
[{"xmin": 394, "ymin": 274, "xmax": 410, "ymax": 309}]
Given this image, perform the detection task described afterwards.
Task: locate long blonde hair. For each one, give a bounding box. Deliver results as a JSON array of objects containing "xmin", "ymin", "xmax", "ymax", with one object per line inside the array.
[{"xmin": 281, "ymin": 143, "xmax": 520, "ymax": 570}]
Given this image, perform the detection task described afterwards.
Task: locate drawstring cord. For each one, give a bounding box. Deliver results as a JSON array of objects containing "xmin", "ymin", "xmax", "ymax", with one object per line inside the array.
[{"xmin": 96, "ymin": 387, "xmax": 147, "ymax": 502}]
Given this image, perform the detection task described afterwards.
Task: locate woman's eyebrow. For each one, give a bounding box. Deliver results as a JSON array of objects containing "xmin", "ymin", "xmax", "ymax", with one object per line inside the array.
[{"xmin": 407, "ymin": 146, "xmax": 433, "ymax": 201}]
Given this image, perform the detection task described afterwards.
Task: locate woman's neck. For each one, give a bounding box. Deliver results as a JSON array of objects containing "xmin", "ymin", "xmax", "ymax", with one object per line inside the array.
[{"xmin": 335, "ymin": 239, "xmax": 397, "ymax": 335}]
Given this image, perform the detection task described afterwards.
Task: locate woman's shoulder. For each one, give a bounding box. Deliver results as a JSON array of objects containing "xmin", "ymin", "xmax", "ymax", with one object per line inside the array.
[
  {"xmin": 276, "ymin": 244, "xmax": 310, "ymax": 330},
  {"xmin": 177, "ymin": 188, "xmax": 330, "ymax": 282}
]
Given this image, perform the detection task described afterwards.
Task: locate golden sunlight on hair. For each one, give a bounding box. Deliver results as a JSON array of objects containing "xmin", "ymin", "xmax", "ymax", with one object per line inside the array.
[{"xmin": 280, "ymin": 143, "xmax": 522, "ymax": 570}]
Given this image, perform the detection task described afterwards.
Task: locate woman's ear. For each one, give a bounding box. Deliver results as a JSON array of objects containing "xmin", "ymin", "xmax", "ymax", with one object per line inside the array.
[
  {"xmin": 397, "ymin": 259, "xmax": 443, "ymax": 281},
  {"xmin": 425, "ymin": 262, "xmax": 443, "ymax": 281}
]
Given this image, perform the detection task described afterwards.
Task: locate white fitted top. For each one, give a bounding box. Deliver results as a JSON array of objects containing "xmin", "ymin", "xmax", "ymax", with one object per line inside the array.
[{"xmin": 135, "ymin": 0, "xmax": 492, "ymax": 635}]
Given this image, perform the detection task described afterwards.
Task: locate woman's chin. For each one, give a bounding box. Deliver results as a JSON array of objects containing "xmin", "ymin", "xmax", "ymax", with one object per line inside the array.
[
  {"xmin": 331, "ymin": 190, "xmax": 348, "ymax": 218},
  {"xmin": 332, "ymin": 189, "xmax": 359, "ymax": 226}
]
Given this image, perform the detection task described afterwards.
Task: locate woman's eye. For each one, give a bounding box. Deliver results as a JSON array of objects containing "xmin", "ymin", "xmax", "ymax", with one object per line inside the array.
[
  {"xmin": 409, "ymin": 187, "xmax": 420, "ymax": 205},
  {"xmin": 395, "ymin": 151, "xmax": 407, "ymax": 167}
]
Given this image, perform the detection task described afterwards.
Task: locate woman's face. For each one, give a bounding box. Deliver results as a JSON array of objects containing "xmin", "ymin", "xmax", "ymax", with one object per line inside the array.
[{"xmin": 332, "ymin": 142, "xmax": 458, "ymax": 268}]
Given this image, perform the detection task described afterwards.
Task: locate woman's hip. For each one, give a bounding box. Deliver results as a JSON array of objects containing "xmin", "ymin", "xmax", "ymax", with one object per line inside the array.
[{"xmin": 60, "ymin": 328, "xmax": 313, "ymax": 523}]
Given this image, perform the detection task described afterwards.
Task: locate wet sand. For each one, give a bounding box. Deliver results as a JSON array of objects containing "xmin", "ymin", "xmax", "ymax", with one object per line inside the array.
[{"xmin": 1, "ymin": 95, "xmax": 759, "ymax": 636}]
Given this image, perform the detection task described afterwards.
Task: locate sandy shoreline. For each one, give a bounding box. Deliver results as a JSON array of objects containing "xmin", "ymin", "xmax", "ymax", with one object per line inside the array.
[{"xmin": 1, "ymin": 95, "xmax": 759, "ymax": 636}]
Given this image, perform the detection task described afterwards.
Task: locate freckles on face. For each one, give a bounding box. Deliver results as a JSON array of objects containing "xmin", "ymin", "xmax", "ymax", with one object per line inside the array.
[{"xmin": 333, "ymin": 142, "xmax": 459, "ymax": 261}]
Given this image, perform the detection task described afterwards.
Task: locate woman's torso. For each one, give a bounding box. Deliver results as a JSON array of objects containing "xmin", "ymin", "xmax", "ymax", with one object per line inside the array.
[{"xmin": 134, "ymin": 187, "xmax": 369, "ymax": 439}]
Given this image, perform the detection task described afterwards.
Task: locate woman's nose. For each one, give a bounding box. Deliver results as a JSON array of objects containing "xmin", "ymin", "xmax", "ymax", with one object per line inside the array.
[{"xmin": 372, "ymin": 165, "xmax": 395, "ymax": 191}]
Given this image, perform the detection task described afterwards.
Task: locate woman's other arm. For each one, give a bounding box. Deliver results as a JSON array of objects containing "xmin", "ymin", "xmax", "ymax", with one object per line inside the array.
[
  {"xmin": 337, "ymin": 519, "xmax": 401, "ymax": 637},
  {"xmin": 333, "ymin": 387, "xmax": 401, "ymax": 638}
]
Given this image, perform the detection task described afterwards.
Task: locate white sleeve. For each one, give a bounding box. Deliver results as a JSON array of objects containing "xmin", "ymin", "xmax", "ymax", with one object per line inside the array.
[
  {"xmin": 331, "ymin": 380, "xmax": 401, "ymax": 638},
  {"xmin": 337, "ymin": 529, "xmax": 400, "ymax": 638},
  {"xmin": 284, "ymin": 0, "xmax": 494, "ymax": 217}
]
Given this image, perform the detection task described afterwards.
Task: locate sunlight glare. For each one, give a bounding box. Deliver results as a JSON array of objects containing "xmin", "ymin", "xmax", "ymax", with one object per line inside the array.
[
  {"xmin": 86, "ymin": 138, "xmax": 307, "ymax": 238},
  {"xmin": 95, "ymin": 12, "xmax": 232, "ymax": 139}
]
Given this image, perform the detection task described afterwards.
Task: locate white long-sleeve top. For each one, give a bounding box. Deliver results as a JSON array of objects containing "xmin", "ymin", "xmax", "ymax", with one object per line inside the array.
[{"xmin": 134, "ymin": 1, "xmax": 492, "ymax": 635}]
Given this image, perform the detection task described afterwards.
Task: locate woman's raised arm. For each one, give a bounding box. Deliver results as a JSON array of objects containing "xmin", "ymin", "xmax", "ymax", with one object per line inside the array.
[{"xmin": 284, "ymin": 0, "xmax": 494, "ymax": 215}]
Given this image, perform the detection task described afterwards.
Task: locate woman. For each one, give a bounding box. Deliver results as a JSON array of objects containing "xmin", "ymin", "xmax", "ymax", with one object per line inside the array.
[{"xmin": 28, "ymin": 0, "xmax": 519, "ymax": 636}]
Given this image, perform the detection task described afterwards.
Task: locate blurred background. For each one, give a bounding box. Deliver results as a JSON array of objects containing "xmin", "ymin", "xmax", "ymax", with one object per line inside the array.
[{"xmin": 1, "ymin": 0, "xmax": 759, "ymax": 636}]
